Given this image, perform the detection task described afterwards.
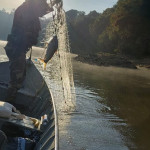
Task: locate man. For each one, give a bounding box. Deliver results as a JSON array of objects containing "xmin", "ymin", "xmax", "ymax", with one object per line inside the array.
[{"xmin": 4, "ymin": 0, "xmax": 54, "ymax": 102}]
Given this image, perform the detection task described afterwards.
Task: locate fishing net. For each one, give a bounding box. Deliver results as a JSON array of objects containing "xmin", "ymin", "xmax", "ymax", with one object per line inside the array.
[{"xmin": 37, "ymin": 4, "xmax": 76, "ymax": 112}]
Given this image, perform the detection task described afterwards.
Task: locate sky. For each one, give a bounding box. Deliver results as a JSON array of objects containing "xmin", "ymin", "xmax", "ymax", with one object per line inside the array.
[
  {"xmin": 63, "ymin": 0, "xmax": 118, "ymax": 13},
  {"xmin": 0, "ymin": 0, "xmax": 118, "ymax": 14}
]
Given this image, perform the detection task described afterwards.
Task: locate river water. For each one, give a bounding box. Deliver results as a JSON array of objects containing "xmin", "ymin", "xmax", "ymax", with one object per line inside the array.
[
  {"xmin": 1, "ymin": 40, "xmax": 150, "ymax": 149},
  {"xmin": 60, "ymin": 60, "xmax": 150, "ymax": 150}
]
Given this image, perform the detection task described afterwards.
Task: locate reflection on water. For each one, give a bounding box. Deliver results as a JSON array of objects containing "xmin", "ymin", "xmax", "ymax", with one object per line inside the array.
[{"xmin": 72, "ymin": 60, "xmax": 150, "ymax": 150}]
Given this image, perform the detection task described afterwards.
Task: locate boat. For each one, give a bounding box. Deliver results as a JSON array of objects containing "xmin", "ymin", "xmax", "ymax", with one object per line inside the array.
[{"xmin": 0, "ymin": 48, "xmax": 59, "ymax": 150}]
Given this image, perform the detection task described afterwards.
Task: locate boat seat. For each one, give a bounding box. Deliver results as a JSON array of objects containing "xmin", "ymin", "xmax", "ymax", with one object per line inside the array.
[
  {"xmin": 0, "ymin": 117, "xmax": 41, "ymax": 133},
  {"xmin": 0, "ymin": 101, "xmax": 40, "ymax": 131}
]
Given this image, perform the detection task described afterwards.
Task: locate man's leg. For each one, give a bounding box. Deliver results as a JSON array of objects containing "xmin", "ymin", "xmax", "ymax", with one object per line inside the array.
[{"xmin": 5, "ymin": 53, "xmax": 26, "ymax": 102}]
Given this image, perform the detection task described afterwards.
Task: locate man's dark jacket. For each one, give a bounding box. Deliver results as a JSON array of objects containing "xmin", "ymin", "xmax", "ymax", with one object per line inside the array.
[{"xmin": 5, "ymin": 2, "xmax": 41, "ymax": 59}]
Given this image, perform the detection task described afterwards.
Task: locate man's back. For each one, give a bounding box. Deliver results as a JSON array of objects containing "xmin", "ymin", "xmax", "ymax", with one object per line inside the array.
[{"xmin": 11, "ymin": 2, "xmax": 41, "ymax": 50}]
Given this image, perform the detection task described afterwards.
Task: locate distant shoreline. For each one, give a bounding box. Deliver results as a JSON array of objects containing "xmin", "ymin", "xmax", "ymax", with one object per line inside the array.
[{"xmin": 74, "ymin": 53, "xmax": 150, "ymax": 69}]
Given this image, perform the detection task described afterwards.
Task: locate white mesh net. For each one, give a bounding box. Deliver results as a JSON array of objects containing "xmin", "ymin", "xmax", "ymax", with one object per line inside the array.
[{"xmin": 40, "ymin": 7, "xmax": 76, "ymax": 112}]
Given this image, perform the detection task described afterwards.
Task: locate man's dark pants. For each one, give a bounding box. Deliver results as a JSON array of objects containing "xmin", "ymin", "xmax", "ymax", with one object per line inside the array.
[{"xmin": 5, "ymin": 52, "xmax": 26, "ymax": 102}]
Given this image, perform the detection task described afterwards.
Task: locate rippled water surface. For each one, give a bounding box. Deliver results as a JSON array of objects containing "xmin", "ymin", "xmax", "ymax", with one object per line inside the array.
[
  {"xmin": 1, "ymin": 40, "xmax": 150, "ymax": 150},
  {"xmin": 60, "ymin": 60, "xmax": 150, "ymax": 150}
]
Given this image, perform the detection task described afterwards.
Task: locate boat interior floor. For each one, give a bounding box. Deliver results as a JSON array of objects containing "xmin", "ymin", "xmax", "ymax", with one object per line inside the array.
[{"xmin": 0, "ymin": 61, "xmax": 55, "ymax": 150}]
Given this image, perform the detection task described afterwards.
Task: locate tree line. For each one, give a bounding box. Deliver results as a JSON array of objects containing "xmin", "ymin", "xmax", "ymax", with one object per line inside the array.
[
  {"xmin": 0, "ymin": 9, "xmax": 14, "ymax": 40},
  {"xmin": 0, "ymin": 0, "xmax": 150, "ymax": 58},
  {"xmin": 66, "ymin": 0, "xmax": 150, "ymax": 57}
]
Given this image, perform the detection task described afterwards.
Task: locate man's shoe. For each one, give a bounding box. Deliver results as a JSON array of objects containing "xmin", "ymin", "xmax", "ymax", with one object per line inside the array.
[{"xmin": 5, "ymin": 87, "xmax": 18, "ymax": 103}]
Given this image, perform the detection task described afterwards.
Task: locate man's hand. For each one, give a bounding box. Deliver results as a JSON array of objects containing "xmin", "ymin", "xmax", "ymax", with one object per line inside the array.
[
  {"xmin": 51, "ymin": 0, "xmax": 62, "ymax": 6},
  {"xmin": 55, "ymin": 1, "xmax": 63, "ymax": 12}
]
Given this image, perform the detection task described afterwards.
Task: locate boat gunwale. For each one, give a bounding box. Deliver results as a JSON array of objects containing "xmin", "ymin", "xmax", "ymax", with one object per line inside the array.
[{"xmin": 49, "ymin": 90, "xmax": 59, "ymax": 150}]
